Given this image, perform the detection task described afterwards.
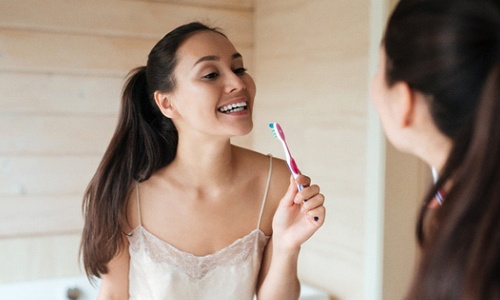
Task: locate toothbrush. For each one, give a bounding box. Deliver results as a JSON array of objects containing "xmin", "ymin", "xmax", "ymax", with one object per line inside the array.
[{"xmin": 269, "ymin": 123, "xmax": 303, "ymax": 191}]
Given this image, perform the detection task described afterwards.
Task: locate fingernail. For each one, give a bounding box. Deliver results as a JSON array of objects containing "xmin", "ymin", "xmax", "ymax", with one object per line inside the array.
[{"xmin": 314, "ymin": 216, "xmax": 319, "ymax": 222}]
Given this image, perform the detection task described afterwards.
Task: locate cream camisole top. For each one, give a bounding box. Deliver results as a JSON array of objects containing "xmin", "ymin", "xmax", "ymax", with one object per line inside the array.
[{"xmin": 127, "ymin": 156, "xmax": 273, "ymax": 299}]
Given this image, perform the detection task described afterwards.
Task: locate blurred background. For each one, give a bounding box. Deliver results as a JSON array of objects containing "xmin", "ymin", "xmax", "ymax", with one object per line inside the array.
[{"xmin": 0, "ymin": 0, "xmax": 429, "ymax": 299}]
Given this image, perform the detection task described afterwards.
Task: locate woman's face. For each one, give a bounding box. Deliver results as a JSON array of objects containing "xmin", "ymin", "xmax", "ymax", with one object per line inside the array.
[{"xmin": 165, "ymin": 30, "xmax": 256, "ymax": 138}]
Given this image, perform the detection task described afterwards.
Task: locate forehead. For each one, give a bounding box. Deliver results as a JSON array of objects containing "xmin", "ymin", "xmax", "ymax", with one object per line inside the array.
[{"xmin": 175, "ymin": 30, "xmax": 238, "ymax": 65}]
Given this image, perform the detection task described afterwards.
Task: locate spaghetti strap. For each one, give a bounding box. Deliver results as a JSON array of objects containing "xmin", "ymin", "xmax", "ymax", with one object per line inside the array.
[
  {"xmin": 135, "ymin": 182, "xmax": 142, "ymax": 226},
  {"xmin": 257, "ymin": 154, "xmax": 273, "ymax": 230}
]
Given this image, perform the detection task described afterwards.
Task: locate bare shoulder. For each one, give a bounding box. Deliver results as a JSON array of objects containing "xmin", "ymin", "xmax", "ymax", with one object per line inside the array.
[
  {"xmin": 233, "ymin": 145, "xmax": 290, "ymax": 234},
  {"xmin": 265, "ymin": 155, "xmax": 290, "ymax": 232},
  {"xmin": 233, "ymin": 145, "xmax": 289, "ymax": 182},
  {"xmin": 124, "ymin": 181, "xmax": 140, "ymax": 232},
  {"xmin": 233, "ymin": 145, "xmax": 283, "ymax": 164}
]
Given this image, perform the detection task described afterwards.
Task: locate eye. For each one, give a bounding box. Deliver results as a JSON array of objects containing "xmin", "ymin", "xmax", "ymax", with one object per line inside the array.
[
  {"xmin": 233, "ymin": 68, "xmax": 247, "ymax": 76},
  {"xmin": 202, "ymin": 72, "xmax": 219, "ymax": 80}
]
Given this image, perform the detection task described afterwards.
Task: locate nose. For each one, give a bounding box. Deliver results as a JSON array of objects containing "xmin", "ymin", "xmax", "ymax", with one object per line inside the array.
[{"xmin": 225, "ymin": 72, "xmax": 246, "ymax": 94}]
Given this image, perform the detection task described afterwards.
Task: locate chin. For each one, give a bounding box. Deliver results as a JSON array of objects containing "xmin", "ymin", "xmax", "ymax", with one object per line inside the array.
[
  {"xmin": 241, "ymin": 125, "xmax": 254, "ymax": 136},
  {"xmin": 234, "ymin": 122, "xmax": 253, "ymax": 136}
]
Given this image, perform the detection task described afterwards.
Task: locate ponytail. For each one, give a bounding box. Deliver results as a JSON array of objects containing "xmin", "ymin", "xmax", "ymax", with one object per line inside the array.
[
  {"xmin": 406, "ymin": 2, "xmax": 500, "ymax": 296},
  {"xmin": 80, "ymin": 67, "xmax": 177, "ymax": 278},
  {"xmin": 410, "ymin": 58, "xmax": 500, "ymax": 300}
]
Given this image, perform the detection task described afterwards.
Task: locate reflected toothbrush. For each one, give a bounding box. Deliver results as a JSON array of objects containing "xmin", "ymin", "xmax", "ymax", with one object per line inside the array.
[{"xmin": 269, "ymin": 123, "xmax": 303, "ymax": 191}]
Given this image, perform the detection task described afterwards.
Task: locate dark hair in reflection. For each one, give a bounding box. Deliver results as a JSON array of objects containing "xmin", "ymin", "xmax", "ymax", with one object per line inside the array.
[
  {"xmin": 383, "ymin": 0, "xmax": 500, "ymax": 298},
  {"xmin": 80, "ymin": 22, "xmax": 226, "ymax": 278}
]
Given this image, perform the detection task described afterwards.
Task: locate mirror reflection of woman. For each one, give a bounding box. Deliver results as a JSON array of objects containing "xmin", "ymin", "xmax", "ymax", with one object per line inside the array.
[
  {"xmin": 80, "ymin": 22, "xmax": 325, "ymax": 300},
  {"xmin": 372, "ymin": 0, "xmax": 500, "ymax": 298}
]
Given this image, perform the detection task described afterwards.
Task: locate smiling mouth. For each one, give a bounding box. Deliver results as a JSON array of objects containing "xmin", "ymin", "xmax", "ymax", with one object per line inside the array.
[{"xmin": 217, "ymin": 101, "xmax": 248, "ymax": 113}]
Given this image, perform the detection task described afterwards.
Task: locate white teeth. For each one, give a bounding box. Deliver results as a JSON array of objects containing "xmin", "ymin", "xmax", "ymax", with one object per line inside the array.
[{"xmin": 218, "ymin": 102, "xmax": 247, "ymax": 113}]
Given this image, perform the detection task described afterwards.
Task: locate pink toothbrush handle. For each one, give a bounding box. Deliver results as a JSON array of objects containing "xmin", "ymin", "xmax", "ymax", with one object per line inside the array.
[
  {"xmin": 289, "ymin": 157, "xmax": 300, "ymax": 176},
  {"xmin": 289, "ymin": 158, "xmax": 303, "ymax": 191}
]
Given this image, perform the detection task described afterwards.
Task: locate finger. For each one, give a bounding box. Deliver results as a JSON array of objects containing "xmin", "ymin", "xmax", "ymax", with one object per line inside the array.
[
  {"xmin": 301, "ymin": 193, "xmax": 325, "ymax": 212},
  {"xmin": 293, "ymin": 184, "xmax": 320, "ymax": 204},
  {"xmin": 305, "ymin": 205, "xmax": 326, "ymax": 226},
  {"xmin": 294, "ymin": 174, "xmax": 311, "ymax": 188}
]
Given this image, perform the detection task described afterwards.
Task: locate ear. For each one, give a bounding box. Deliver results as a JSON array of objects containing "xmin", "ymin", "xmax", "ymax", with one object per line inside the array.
[
  {"xmin": 391, "ymin": 82, "xmax": 415, "ymax": 127},
  {"xmin": 154, "ymin": 91, "xmax": 176, "ymax": 118}
]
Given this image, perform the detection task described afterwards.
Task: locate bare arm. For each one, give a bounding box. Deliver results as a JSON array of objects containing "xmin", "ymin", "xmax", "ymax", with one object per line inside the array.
[
  {"xmin": 257, "ymin": 238, "xmax": 301, "ymax": 299},
  {"xmin": 97, "ymin": 234, "xmax": 130, "ymax": 300},
  {"xmin": 257, "ymin": 175, "xmax": 326, "ymax": 299}
]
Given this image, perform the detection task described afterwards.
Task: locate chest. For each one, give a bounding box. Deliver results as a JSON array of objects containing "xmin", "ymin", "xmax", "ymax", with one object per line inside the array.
[{"xmin": 140, "ymin": 188, "xmax": 265, "ymax": 256}]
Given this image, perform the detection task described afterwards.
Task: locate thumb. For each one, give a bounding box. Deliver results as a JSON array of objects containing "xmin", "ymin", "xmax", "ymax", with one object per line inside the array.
[{"xmin": 279, "ymin": 175, "xmax": 298, "ymax": 208}]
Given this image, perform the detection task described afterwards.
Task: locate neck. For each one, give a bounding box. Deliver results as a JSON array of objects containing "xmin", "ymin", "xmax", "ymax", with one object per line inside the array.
[
  {"xmin": 408, "ymin": 95, "xmax": 453, "ymax": 175},
  {"xmin": 167, "ymin": 134, "xmax": 239, "ymax": 188},
  {"xmin": 416, "ymin": 131, "xmax": 452, "ymax": 174}
]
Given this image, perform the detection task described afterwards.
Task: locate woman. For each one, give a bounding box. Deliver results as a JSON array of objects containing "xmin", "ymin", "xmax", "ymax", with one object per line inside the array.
[
  {"xmin": 371, "ymin": 0, "xmax": 500, "ymax": 298},
  {"xmin": 80, "ymin": 22, "xmax": 325, "ymax": 299}
]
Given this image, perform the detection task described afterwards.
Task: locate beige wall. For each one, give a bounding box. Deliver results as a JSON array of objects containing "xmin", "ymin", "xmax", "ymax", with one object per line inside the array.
[
  {"xmin": 253, "ymin": 1, "xmax": 370, "ymax": 299},
  {"xmin": 1, "ymin": 0, "xmax": 426, "ymax": 299}
]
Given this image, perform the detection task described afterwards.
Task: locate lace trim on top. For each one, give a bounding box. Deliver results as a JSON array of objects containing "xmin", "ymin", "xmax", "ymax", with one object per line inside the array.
[{"xmin": 128, "ymin": 226, "xmax": 270, "ymax": 281}]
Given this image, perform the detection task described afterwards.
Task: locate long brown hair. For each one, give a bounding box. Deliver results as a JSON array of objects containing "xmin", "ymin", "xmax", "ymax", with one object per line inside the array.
[
  {"xmin": 383, "ymin": 0, "xmax": 500, "ymax": 298},
  {"xmin": 80, "ymin": 22, "xmax": 226, "ymax": 278}
]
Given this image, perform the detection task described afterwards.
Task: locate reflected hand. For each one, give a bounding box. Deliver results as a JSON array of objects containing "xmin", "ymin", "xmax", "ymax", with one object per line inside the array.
[{"xmin": 272, "ymin": 175, "xmax": 325, "ymax": 251}]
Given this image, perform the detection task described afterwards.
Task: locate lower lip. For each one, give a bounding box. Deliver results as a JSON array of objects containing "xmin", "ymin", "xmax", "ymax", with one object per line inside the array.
[{"xmin": 218, "ymin": 108, "xmax": 250, "ymax": 116}]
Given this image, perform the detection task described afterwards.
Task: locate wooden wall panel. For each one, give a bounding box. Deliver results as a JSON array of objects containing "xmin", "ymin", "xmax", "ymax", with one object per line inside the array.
[
  {"xmin": 0, "ymin": 0, "xmax": 252, "ymax": 46},
  {"xmin": 0, "ymin": 196, "xmax": 83, "ymax": 238},
  {"xmin": 0, "ymin": 28, "xmax": 253, "ymax": 75},
  {"xmin": 0, "ymin": 156, "xmax": 100, "ymax": 196},
  {"xmin": 135, "ymin": 0, "xmax": 253, "ymax": 10},
  {"xmin": 0, "ymin": 115, "xmax": 116, "ymax": 155},
  {"xmin": 0, "ymin": 0, "xmax": 254, "ymax": 283},
  {"xmin": 0, "ymin": 234, "xmax": 82, "ymax": 282},
  {"xmin": 0, "ymin": 73, "xmax": 121, "ymax": 114},
  {"xmin": 0, "ymin": 28, "xmax": 156, "ymax": 75}
]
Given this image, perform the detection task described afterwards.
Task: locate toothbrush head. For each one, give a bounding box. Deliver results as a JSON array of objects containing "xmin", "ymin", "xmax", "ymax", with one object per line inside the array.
[
  {"xmin": 268, "ymin": 122, "xmax": 301, "ymax": 176},
  {"xmin": 269, "ymin": 123, "xmax": 285, "ymax": 141}
]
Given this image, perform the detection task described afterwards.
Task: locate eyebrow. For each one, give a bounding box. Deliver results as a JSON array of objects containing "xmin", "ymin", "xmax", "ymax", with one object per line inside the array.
[{"xmin": 193, "ymin": 53, "xmax": 242, "ymax": 67}]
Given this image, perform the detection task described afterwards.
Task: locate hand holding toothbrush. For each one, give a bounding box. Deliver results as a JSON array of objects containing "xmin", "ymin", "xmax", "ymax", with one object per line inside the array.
[
  {"xmin": 269, "ymin": 123, "xmax": 326, "ymax": 251},
  {"xmin": 272, "ymin": 174, "xmax": 325, "ymax": 251}
]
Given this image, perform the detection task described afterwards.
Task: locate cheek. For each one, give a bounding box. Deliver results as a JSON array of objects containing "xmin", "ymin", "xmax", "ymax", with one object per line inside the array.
[{"xmin": 244, "ymin": 76, "xmax": 256, "ymax": 99}]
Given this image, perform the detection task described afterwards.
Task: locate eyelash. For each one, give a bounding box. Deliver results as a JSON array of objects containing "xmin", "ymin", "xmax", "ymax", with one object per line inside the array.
[
  {"xmin": 233, "ymin": 67, "xmax": 247, "ymax": 75},
  {"xmin": 203, "ymin": 73, "xmax": 219, "ymax": 80},
  {"xmin": 202, "ymin": 68, "xmax": 247, "ymax": 80}
]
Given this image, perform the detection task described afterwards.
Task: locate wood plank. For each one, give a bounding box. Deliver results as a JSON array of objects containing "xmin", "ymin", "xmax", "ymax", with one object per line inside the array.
[
  {"xmin": 0, "ymin": 234, "xmax": 82, "ymax": 282},
  {"xmin": 0, "ymin": 73, "xmax": 122, "ymax": 114},
  {"xmin": 0, "ymin": 28, "xmax": 155, "ymax": 75},
  {"xmin": 0, "ymin": 0, "xmax": 253, "ymax": 46},
  {"xmin": 0, "ymin": 196, "xmax": 83, "ymax": 238},
  {"xmin": 0, "ymin": 156, "xmax": 101, "ymax": 196},
  {"xmin": 0, "ymin": 28, "xmax": 253, "ymax": 75},
  {"xmin": 134, "ymin": 0, "xmax": 253, "ymax": 10},
  {"xmin": 255, "ymin": 0, "xmax": 368, "ymax": 55},
  {"xmin": 0, "ymin": 115, "xmax": 116, "ymax": 155}
]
